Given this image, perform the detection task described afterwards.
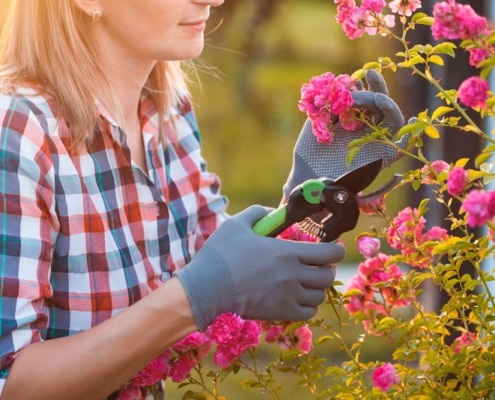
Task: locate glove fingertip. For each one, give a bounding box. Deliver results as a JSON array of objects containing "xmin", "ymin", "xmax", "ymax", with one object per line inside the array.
[{"xmin": 365, "ymin": 70, "xmax": 388, "ymax": 95}]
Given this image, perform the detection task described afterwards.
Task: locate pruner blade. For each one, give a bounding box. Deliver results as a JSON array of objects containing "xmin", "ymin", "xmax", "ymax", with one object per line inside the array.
[{"xmin": 252, "ymin": 158, "xmax": 400, "ymax": 242}]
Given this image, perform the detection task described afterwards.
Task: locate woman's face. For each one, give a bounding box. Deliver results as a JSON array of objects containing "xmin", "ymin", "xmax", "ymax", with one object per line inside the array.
[{"xmin": 93, "ymin": 0, "xmax": 224, "ymax": 63}]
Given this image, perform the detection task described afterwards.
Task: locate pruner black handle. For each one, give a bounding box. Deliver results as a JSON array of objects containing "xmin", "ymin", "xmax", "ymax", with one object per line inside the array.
[{"xmin": 252, "ymin": 179, "xmax": 326, "ymax": 238}]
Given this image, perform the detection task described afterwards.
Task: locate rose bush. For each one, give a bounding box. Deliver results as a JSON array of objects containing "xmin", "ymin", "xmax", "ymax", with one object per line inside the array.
[{"xmin": 118, "ymin": 1, "xmax": 495, "ymax": 398}]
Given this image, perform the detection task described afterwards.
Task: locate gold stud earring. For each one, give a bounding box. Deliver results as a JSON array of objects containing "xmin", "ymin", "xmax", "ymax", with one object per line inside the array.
[{"xmin": 91, "ymin": 9, "xmax": 102, "ymax": 23}]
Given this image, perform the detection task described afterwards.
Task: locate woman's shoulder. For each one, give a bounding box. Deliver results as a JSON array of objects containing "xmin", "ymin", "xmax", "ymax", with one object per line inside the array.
[{"xmin": 0, "ymin": 83, "xmax": 62, "ymax": 136}]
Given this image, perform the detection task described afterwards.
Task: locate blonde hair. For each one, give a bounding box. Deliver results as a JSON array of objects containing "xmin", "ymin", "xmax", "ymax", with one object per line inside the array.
[{"xmin": 0, "ymin": 0, "xmax": 189, "ymax": 149}]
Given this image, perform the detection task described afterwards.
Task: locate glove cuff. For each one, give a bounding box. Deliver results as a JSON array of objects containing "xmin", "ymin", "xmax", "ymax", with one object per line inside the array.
[{"xmin": 173, "ymin": 246, "xmax": 236, "ymax": 331}]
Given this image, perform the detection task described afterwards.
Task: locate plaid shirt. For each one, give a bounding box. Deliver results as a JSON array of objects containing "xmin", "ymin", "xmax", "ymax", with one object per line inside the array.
[{"xmin": 0, "ymin": 85, "xmax": 228, "ymax": 394}]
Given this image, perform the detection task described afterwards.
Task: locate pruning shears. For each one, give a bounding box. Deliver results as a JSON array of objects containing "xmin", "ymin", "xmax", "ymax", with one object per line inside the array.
[{"xmin": 253, "ymin": 159, "xmax": 402, "ymax": 242}]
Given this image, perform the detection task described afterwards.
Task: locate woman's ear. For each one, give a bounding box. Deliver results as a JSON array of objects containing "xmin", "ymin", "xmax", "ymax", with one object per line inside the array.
[{"xmin": 72, "ymin": 0, "xmax": 102, "ymax": 18}]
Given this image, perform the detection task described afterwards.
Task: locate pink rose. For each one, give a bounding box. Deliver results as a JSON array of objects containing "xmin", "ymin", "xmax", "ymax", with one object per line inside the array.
[
  {"xmin": 206, "ymin": 313, "xmax": 244, "ymax": 344},
  {"xmin": 421, "ymin": 160, "xmax": 449, "ymax": 184},
  {"xmin": 299, "ymin": 71, "xmax": 358, "ymax": 143},
  {"xmin": 344, "ymin": 274, "xmax": 373, "ymax": 314},
  {"xmin": 169, "ymin": 356, "xmax": 196, "ymax": 383},
  {"xmin": 461, "ymin": 189, "xmax": 495, "ymax": 228},
  {"xmin": 293, "ymin": 326, "xmax": 313, "ymax": 353},
  {"xmin": 173, "ymin": 332, "xmax": 212, "ymax": 362},
  {"xmin": 432, "ymin": 0, "xmax": 488, "ymax": 41},
  {"xmin": 424, "ymin": 226, "xmax": 448, "ymax": 242},
  {"xmin": 458, "ymin": 76, "xmax": 490, "ymax": 109},
  {"xmin": 357, "ymin": 236, "xmax": 381, "ymax": 258},
  {"xmin": 372, "ymin": 362, "xmax": 400, "ymax": 391},
  {"xmin": 468, "ymin": 47, "xmax": 493, "ymax": 67},
  {"xmin": 130, "ymin": 350, "xmax": 171, "ymax": 387},
  {"xmin": 447, "ymin": 166, "xmax": 467, "ymax": 197}
]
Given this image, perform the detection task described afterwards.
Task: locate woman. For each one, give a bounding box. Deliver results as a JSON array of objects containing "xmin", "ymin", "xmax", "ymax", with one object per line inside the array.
[{"xmin": 0, "ymin": 1, "xmax": 345, "ymax": 398}]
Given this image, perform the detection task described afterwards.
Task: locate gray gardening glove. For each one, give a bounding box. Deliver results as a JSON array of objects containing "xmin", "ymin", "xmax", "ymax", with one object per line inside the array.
[
  {"xmin": 174, "ymin": 206, "xmax": 345, "ymax": 331},
  {"xmin": 283, "ymin": 70, "xmax": 409, "ymax": 202}
]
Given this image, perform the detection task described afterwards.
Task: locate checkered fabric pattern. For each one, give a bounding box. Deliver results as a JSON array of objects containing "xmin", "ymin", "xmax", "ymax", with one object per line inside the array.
[{"xmin": 0, "ymin": 86, "xmax": 228, "ymax": 393}]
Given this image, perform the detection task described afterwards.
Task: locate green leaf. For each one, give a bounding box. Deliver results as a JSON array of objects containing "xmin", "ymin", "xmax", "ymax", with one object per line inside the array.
[
  {"xmin": 351, "ymin": 69, "xmax": 365, "ymax": 81},
  {"xmin": 181, "ymin": 391, "xmax": 209, "ymax": 400},
  {"xmin": 315, "ymin": 335, "xmax": 332, "ymax": 345},
  {"xmin": 398, "ymin": 55, "xmax": 425, "ymax": 67},
  {"xmin": 454, "ymin": 158, "xmax": 469, "ymax": 168},
  {"xmin": 414, "ymin": 16, "xmax": 434, "ymax": 26},
  {"xmin": 424, "ymin": 126, "xmax": 440, "ymax": 138},
  {"xmin": 346, "ymin": 146, "xmax": 360, "ymax": 165},
  {"xmin": 432, "ymin": 42, "xmax": 457, "ymax": 58},
  {"xmin": 431, "ymin": 106, "xmax": 454, "ymax": 120},
  {"xmin": 363, "ymin": 62, "xmax": 381, "ymax": 70},
  {"xmin": 428, "ymin": 55, "xmax": 444, "ymax": 66},
  {"xmin": 411, "ymin": 12, "xmax": 429, "ymax": 23},
  {"xmin": 241, "ymin": 379, "xmax": 263, "ymax": 390}
]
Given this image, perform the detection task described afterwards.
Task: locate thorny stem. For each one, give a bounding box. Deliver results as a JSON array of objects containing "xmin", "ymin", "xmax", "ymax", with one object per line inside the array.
[
  {"xmin": 241, "ymin": 350, "xmax": 281, "ymax": 400},
  {"xmin": 327, "ymin": 290, "xmax": 366, "ymax": 387}
]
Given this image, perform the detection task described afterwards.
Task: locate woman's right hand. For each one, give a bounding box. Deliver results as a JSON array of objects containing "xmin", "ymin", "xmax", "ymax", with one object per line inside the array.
[{"xmin": 174, "ymin": 206, "xmax": 345, "ymax": 330}]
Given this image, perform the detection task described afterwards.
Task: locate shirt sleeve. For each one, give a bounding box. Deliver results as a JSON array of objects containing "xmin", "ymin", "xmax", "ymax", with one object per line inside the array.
[{"xmin": 0, "ymin": 95, "xmax": 57, "ymax": 394}]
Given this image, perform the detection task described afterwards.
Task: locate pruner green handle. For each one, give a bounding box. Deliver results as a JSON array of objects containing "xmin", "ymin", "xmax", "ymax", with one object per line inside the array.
[
  {"xmin": 252, "ymin": 179, "xmax": 325, "ymax": 238},
  {"xmin": 252, "ymin": 206, "xmax": 288, "ymax": 237}
]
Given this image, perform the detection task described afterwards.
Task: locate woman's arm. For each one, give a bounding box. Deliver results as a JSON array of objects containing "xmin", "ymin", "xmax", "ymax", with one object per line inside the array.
[{"xmin": 2, "ymin": 277, "xmax": 196, "ymax": 400}]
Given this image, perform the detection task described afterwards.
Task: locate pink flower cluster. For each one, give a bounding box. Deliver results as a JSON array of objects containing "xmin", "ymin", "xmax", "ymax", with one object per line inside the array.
[
  {"xmin": 334, "ymin": 0, "xmax": 402, "ymax": 40},
  {"xmin": 117, "ymin": 350, "xmax": 173, "ymax": 400},
  {"xmin": 299, "ymin": 72, "xmax": 360, "ymax": 144},
  {"xmin": 453, "ymin": 332, "xmax": 476, "ymax": 353},
  {"xmin": 344, "ymin": 252, "xmax": 410, "ymax": 333},
  {"xmin": 387, "ymin": 207, "xmax": 447, "ymax": 269},
  {"xmin": 420, "ymin": 160, "xmax": 468, "ymax": 197},
  {"xmin": 431, "ymin": 0, "xmax": 488, "ymax": 41},
  {"xmin": 205, "ymin": 313, "xmax": 262, "ymax": 369},
  {"xmin": 169, "ymin": 332, "xmax": 212, "ymax": 382},
  {"xmin": 372, "ymin": 362, "xmax": 400, "ymax": 391},
  {"xmin": 265, "ymin": 322, "xmax": 313, "ymax": 354},
  {"xmin": 117, "ymin": 313, "xmax": 261, "ymax": 398}
]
